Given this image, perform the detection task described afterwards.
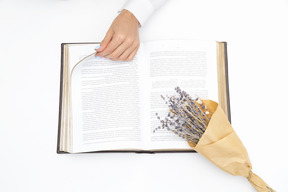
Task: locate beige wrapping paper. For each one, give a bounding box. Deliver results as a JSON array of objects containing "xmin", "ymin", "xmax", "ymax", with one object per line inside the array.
[{"xmin": 188, "ymin": 100, "xmax": 275, "ymax": 192}]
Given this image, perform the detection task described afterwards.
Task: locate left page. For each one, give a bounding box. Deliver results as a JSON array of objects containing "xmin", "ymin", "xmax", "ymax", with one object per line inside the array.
[{"xmin": 68, "ymin": 44, "xmax": 145, "ymax": 153}]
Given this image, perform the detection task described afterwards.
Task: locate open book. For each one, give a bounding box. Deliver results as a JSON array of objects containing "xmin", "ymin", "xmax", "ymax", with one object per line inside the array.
[{"xmin": 57, "ymin": 40, "xmax": 230, "ymax": 153}]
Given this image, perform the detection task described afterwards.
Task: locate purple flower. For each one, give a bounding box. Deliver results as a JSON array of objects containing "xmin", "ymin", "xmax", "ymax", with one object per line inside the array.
[{"xmin": 154, "ymin": 87, "xmax": 212, "ymax": 145}]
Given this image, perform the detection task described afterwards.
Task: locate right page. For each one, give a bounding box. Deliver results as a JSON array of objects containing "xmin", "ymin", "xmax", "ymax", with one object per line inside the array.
[{"xmin": 143, "ymin": 40, "xmax": 218, "ymax": 150}]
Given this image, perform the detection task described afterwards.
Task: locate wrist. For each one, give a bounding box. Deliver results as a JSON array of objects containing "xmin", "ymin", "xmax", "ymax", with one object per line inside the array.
[{"xmin": 121, "ymin": 9, "xmax": 140, "ymax": 26}]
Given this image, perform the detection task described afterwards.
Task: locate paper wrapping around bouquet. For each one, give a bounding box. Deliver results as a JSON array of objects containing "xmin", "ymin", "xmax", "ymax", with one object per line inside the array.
[{"xmin": 188, "ymin": 100, "xmax": 275, "ymax": 192}]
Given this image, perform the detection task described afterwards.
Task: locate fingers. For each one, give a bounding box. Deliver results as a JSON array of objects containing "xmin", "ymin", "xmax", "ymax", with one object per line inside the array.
[
  {"xmin": 95, "ymin": 28, "xmax": 113, "ymax": 52},
  {"xmin": 95, "ymin": 9, "xmax": 140, "ymax": 61},
  {"xmin": 125, "ymin": 45, "xmax": 139, "ymax": 61},
  {"xmin": 106, "ymin": 38, "xmax": 139, "ymax": 61},
  {"xmin": 117, "ymin": 42, "xmax": 139, "ymax": 61},
  {"xmin": 96, "ymin": 33, "xmax": 125, "ymax": 57}
]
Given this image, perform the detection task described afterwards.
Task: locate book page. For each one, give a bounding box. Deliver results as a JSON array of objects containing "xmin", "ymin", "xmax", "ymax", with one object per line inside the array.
[
  {"xmin": 143, "ymin": 40, "xmax": 218, "ymax": 150},
  {"xmin": 70, "ymin": 45, "xmax": 146, "ymax": 153}
]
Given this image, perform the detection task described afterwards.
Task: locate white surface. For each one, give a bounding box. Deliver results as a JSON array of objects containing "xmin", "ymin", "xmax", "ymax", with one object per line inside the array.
[{"xmin": 0, "ymin": 0, "xmax": 287, "ymax": 191}]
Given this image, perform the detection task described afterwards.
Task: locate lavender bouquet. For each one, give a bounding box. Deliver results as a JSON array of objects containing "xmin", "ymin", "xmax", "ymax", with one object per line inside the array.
[{"xmin": 155, "ymin": 87, "xmax": 275, "ymax": 192}]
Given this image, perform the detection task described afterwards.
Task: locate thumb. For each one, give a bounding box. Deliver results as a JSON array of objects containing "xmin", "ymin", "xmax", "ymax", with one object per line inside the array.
[{"xmin": 96, "ymin": 28, "xmax": 113, "ymax": 52}]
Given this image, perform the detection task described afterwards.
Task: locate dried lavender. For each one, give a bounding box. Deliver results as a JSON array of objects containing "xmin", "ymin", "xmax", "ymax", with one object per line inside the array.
[{"xmin": 154, "ymin": 87, "xmax": 212, "ymax": 145}]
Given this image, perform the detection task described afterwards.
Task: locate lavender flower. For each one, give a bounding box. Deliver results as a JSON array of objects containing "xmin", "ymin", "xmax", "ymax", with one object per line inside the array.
[{"xmin": 155, "ymin": 87, "xmax": 212, "ymax": 145}]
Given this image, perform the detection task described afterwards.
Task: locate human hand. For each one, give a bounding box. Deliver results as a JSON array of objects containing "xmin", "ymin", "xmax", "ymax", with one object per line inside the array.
[{"xmin": 95, "ymin": 9, "xmax": 140, "ymax": 61}]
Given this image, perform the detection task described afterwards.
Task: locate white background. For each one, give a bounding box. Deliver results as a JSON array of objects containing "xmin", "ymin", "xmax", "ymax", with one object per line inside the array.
[{"xmin": 0, "ymin": 0, "xmax": 287, "ymax": 191}]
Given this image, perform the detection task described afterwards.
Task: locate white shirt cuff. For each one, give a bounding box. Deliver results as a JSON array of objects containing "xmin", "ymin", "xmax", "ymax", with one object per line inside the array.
[{"xmin": 121, "ymin": 0, "xmax": 165, "ymax": 26}]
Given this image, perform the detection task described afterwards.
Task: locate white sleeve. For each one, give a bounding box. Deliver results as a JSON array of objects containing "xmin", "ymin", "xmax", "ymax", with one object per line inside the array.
[{"xmin": 121, "ymin": 0, "xmax": 166, "ymax": 26}]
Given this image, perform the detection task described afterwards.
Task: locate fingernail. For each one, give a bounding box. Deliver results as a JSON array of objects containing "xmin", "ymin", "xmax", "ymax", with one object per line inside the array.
[{"xmin": 95, "ymin": 44, "xmax": 101, "ymax": 49}]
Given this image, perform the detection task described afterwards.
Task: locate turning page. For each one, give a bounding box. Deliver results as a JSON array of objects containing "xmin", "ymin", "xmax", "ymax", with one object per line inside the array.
[{"xmin": 70, "ymin": 45, "xmax": 146, "ymax": 153}]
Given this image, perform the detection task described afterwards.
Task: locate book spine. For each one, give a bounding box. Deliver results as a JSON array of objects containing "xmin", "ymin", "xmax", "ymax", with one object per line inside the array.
[
  {"xmin": 57, "ymin": 43, "xmax": 65, "ymax": 154},
  {"xmin": 223, "ymin": 42, "xmax": 231, "ymax": 123}
]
